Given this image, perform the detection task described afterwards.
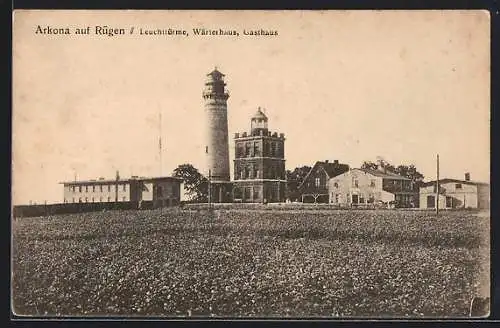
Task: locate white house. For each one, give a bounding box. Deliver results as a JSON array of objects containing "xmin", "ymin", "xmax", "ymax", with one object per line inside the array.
[
  {"xmin": 419, "ymin": 174, "xmax": 489, "ymax": 209},
  {"xmin": 328, "ymin": 168, "xmax": 419, "ymax": 208}
]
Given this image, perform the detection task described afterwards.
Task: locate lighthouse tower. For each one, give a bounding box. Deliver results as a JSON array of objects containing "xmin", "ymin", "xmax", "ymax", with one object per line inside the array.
[{"xmin": 203, "ymin": 67, "xmax": 232, "ymax": 203}]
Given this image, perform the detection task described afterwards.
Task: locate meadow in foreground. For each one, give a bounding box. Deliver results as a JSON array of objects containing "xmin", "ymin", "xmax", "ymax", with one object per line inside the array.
[{"xmin": 12, "ymin": 208, "xmax": 489, "ymax": 317}]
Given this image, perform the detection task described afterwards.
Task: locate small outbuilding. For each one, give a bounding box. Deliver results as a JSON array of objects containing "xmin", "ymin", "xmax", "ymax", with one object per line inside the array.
[{"xmin": 419, "ymin": 173, "xmax": 489, "ymax": 209}]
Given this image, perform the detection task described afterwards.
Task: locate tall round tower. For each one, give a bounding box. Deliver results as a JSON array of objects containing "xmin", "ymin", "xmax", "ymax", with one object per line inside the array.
[{"xmin": 203, "ymin": 67, "xmax": 232, "ymax": 202}]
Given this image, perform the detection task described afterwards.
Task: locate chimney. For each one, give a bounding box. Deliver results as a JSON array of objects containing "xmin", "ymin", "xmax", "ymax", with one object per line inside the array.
[
  {"xmin": 325, "ymin": 160, "xmax": 329, "ymax": 163},
  {"xmin": 465, "ymin": 172, "xmax": 470, "ymax": 181},
  {"xmin": 334, "ymin": 160, "xmax": 339, "ymax": 164}
]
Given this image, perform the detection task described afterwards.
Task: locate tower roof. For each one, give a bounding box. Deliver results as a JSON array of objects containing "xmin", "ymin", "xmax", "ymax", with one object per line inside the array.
[
  {"xmin": 207, "ymin": 67, "xmax": 225, "ymax": 78},
  {"xmin": 252, "ymin": 107, "xmax": 268, "ymax": 121}
]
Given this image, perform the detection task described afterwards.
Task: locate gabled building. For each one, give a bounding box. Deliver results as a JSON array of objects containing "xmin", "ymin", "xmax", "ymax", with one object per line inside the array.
[
  {"xmin": 328, "ymin": 168, "xmax": 419, "ymax": 208},
  {"xmin": 298, "ymin": 160, "xmax": 350, "ymax": 203},
  {"xmin": 419, "ymin": 173, "xmax": 489, "ymax": 209}
]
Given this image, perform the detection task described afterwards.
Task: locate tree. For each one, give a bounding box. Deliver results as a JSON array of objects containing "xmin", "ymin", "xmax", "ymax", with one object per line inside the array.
[
  {"xmin": 361, "ymin": 161, "xmax": 378, "ymax": 171},
  {"xmin": 362, "ymin": 159, "xmax": 424, "ymax": 184},
  {"xmin": 286, "ymin": 165, "xmax": 312, "ymax": 201},
  {"xmin": 173, "ymin": 164, "xmax": 208, "ymax": 202},
  {"xmin": 395, "ymin": 164, "xmax": 424, "ymax": 185}
]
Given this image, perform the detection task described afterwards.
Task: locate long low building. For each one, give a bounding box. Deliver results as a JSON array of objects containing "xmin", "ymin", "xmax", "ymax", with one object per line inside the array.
[
  {"xmin": 419, "ymin": 174, "xmax": 489, "ymax": 209},
  {"xmin": 60, "ymin": 174, "xmax": 182, "ymax": 207}
]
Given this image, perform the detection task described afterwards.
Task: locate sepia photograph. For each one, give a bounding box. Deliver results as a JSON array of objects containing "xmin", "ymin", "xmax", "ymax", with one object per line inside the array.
[{"xmin": 12, "ymin": 10, "xmax": 490, "ymax": 318}]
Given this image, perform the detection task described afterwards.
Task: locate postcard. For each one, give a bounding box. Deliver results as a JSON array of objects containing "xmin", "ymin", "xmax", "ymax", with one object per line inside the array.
[{"xmin": 12, "ymin": 10, "xmax": 490, "ymax": 318}]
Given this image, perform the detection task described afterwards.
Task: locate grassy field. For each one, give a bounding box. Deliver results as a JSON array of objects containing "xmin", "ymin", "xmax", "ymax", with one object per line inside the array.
[{"xmin": 11, "ymin": 208, "xmax": 489, "ymax": 318}]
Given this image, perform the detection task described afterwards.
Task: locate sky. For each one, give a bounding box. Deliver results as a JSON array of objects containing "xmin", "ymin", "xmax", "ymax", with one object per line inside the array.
[{"xmin": 12, "ymin": 10, "xmax": 490, "ymax": 205}]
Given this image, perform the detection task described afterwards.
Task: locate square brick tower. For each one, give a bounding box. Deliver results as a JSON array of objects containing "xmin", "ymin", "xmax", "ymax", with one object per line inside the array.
[{"xmin": 233, "ymin": 108, "xmax": 286, "ymax": 203}]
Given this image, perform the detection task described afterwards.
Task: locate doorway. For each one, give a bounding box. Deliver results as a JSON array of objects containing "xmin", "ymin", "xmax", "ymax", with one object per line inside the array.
[
  {"xmin": 351, "ymin": 194, "xmax": 359, "ymax": 204},
  {"xmin": 427, "ymin": 195, "xmax": 435, "ymax": 208}
]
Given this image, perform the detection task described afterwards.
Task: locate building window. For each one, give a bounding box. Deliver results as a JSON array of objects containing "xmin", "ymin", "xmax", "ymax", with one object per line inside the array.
[
  {"xmin": 254, "ymin": 142, "xmax": 259, "ymax": 156},
  {"xmin": 108, "ymin": 185, "xmax": 111, "ymax": 192},
  {"xmin": 157, "ymin": 186, "xmax": 163, "ymax": 197},
  {"xmin": 92, "ymin": 185, "xmax": 95, "ymax": 192},
  {"xmin": 346, "ymin": 194, "xmax": 350, "ymax": 203},
  {"xmin": 456, "ymin": 183, "xmax": 462, "ymax": 189},
  {"xmin": 253, "ymin": 187, "xmax": 260, "ymax": 199},
  {"xmin": 237, "ymin": 145, "xmax": 244, "ymax": 158},
  {"xmin": 72, "ymin": 186, "xmax": 75, "ymax": 192},
  {"xmin": 246, "ymin": 167, "xmax": 251, "ymax": 179},
  {"xmin": 368, "ymin": 194, "xmax": 375, "ymax": 203},
  {"xmin": 123, "ymin": 184, "xmax": 126, "ymax": 191},
  {"xmin": 335, "ymin": 194, "xmax": 340, "ymax": 203},
  {"xmin": 334, "ymin": 182, "xmax": 339, "ymax": 188},
  {"xmin": 359, "ymin": 194, "xmax": 365, "ymax": 204},
  {"xmin": 370, "ymin": 180, "xmax": 376, "ymax": 187},
  {"xmin": 100, "ymin": 185, "xmax": 103, "ymax": 192},
  {"xmin": 91, "ymin": 197, "xmax": 94, "ymax": 202},
  {"xmin": 245, "ymin": 143, "xmax": 250, "ymax": 157},
  {"xmin": 315, "ymin": 177, "xmax": 321, "ymax": 187},
  {"xmin": 107, "ymin": 196, "xmax": 111, "ymax": 202},
  {"xmin": 353, "ymin": 179, "xmax": 359, "ymax": 188},
  {"xmin": 271, "ymin": 142, "xmax": 276, "ymax": 157},
  {"xmin": 79, "ymin": 197, "xmax": 82, "ymax": 203},
  {"xmin": 85, "ymin": 185, "xmax": 88, "ymax": 192},
  {"xmin": 79, "ymin": 186, "xmax": 82, "ymax": 192},
  {"xmin": 85, "ymin": 197, "xmax": 88, "ymax": 203},
  {"xmin": 255, "ymin": 169, "xmax": 260, "ymax": 179}
]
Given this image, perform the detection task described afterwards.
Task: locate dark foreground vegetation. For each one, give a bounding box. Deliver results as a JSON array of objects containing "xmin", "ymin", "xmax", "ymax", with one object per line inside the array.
[{"xmin": 12, "ymin": 209, "xmax": 489, "ymax": 318}]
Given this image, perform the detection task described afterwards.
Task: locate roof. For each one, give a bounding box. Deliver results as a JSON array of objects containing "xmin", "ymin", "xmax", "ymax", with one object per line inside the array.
[
  {"xmin": 206, "ymin": 67, "xmax": 225, "ymax": 78},
  {"xmin": 60, "ymin": 176, "xmax": 183, "ymax": 185},
  {"xmin": 298, "ymin": 161, "xmax": 350, "ymax": 189},
  {"xmin": 252, "ymin": 107, "xmax": 268, "ymax": 120},
  {"xmin": 355, "ymin": 168, "xmax": 411, "ymax": 180},
  {"xmin": 421, "ymin": 178, "xmax": 489, "ymax": 187}
]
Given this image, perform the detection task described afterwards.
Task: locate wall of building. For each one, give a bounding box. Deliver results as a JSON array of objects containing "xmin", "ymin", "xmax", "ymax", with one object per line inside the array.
[
  {"xmin": 233, "ymin": 180, "xmax": 286, "ymax": 203},
  {"xmin": 300, "ymin": 167, "xmax": 330, "ymax": 196},
  {"xmin": 154, "ymin": 180, "xmax": 181, "ymax": 201},
  {"xmin": 419, "ymin": 182, "xmax": 480, "ymax": 209},
  {"xmin": 63, "ymin": 179, "xmax": 181, "ymax": 206},
  {"xmin": 329, "ymin": 169, "xmax": 386, "ymax": 205},
  {"xmin": 477, "ymin": 184, "xmax": 490, "ymax": 209},
  {"xmin": 140, "ymin": 182, "xmax": 154, "ymax": 201},
  {"xmin": 235, "ymin": 136, "xmax": 285, "ymax": 157},
  {"xmin": 139, "ymin": 180, "xmax": 181, "ymax": 205},
  {"xmin": 63, "ymin": 181, "xmax": 130, "ymax": 203},
  {"xmin": 13, "ymin": 201, "xmax": 142, "ymax": 218},
  {"xmin": 299, "ymin": 162, "xmax": 350, "ymax": 203},
  {"xmin": 205, "ymin": 103, "xmax": 230, "ymax": 182}
]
